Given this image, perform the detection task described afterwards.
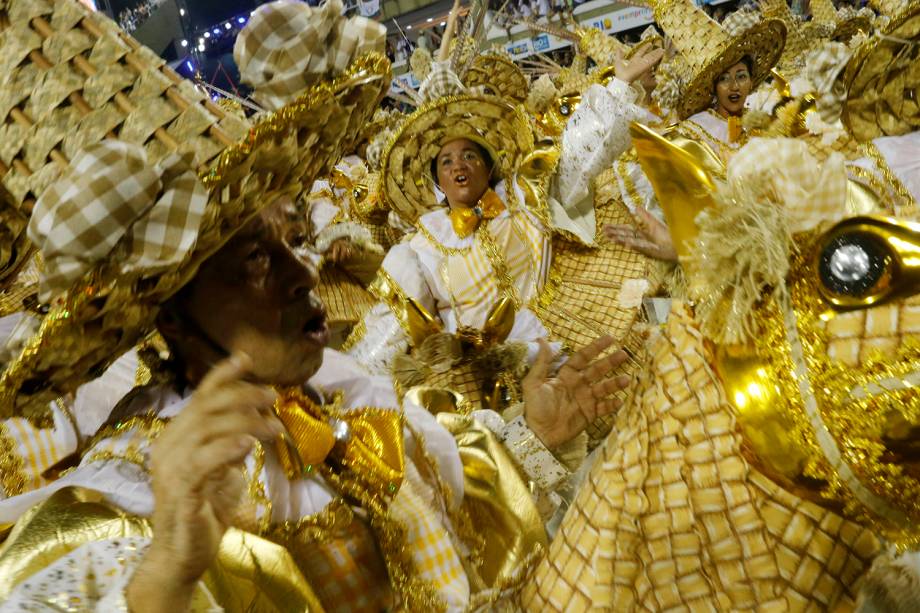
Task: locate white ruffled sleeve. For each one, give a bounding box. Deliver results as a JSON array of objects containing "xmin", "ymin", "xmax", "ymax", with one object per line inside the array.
[
  {"xmin": 550, "ymin": 78, "xmax": 659, "ymax": 244},
  {"xmin": 346, "ymin": 242, "xmax": 433, "ymax": 375},
  {"xmin": 2, "ymin": 537, "xmax": 222, "ymax": 612}
]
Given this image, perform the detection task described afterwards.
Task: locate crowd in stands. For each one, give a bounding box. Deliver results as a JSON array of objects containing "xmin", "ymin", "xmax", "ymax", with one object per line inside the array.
[
  {"xmin": 382, "ymin": 0, "xmax": 869, "ymax": 64},
  {"xmin": 117, "ymin": 0, "xmax": 166, "ymax": 32}
]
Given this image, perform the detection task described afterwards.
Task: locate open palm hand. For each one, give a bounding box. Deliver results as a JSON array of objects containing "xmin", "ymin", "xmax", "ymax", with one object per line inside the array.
[{"xmin": 523, "ymin": 336, "xmax": 631, "ymax": 450}]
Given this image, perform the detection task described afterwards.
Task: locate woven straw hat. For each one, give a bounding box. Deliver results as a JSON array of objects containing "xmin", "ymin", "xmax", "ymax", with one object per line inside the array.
[
  {"xmin": 461, "ymin": 52, "xmax": 530, "ymax": 104},
  {"xmin": 841, "ymin": 1, "xmax": 920, "ymax": 141},
  {"xmin": 652, "ymin": 0, "xmax": 786, "ymax": 119},
  {"xmin": 757, "ymin": 0, "xmax": 815, "ymax": 73},
  {"xmin": 810, "ymin": 0, "xmax": 874, "ymax": 43},
  {"xmin": 381, "ymin": 96, "xmax": 534, "ymax": 224},
  {"xmin": 0, "ymin": 0, "xmax": 390, "ymax": 423}
]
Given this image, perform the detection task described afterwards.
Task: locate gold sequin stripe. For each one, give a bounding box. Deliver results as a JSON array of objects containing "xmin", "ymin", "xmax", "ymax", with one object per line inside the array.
[
  {"xmin": 368, "ymin": 267, "xmax": 414, "ymax": 338},
  {"xmin": 0, "ymin": 423, "xmax": 27, "ymax": 497},
  {"xmin": 84, "ymin": 414, "xmax": 169, "ymax": 457},
  {"xmin": 779, "ymin": 292, "xmax": 911, "ymax": 528},
  {"xmin": 849, "ymin": 165, "xmax": 896, "ymax": 213},
  {"xmin": 616, "ymin": 157, "xmax": 646, "ymax": 211},
  {"xmin": 478, "ymin": 227, "xmax": 523, "ymax": 310},
  {"xmin": 417, "ymin": 222, "xmax": 475, "ymax": 257},
  {"xmin": 861, "ymin": 141, "xmax": 917, "ymax": 210},
  {"xmin": 247, "ymin": 443, "xmax": 274, "ymax": 535},
  {"xmin": 679, "ymin": 119, "xmax": 745, "ymax": 161},
  {"xmin": 83, "ymin": 447, "xmax": 148, "ymax": 473},
  {"xmin": 339, "ymin": 317, "xmax": 367, "ymax": 352}
]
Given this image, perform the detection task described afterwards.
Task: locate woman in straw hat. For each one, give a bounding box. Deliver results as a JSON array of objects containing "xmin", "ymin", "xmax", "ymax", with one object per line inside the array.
[
  {"xmin": 0, "ymin": 1, "xmax": 631, "ymax": 610},
  {"xmin": 604, "ymin": 0, "xmax": 787, "ymax": 265},
  {"xmin": 345, "ymin": 4, "xmax": 664, "ymax": 425}
]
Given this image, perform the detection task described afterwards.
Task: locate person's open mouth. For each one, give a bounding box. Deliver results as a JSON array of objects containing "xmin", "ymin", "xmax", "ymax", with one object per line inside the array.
[
  {"xmin": 303, "ymin": 310, "xmax": 330, "ymax": 346},
  {"xmin": 453, "ymin": 174, "xmax": 469, "ymax": 186},
  {"xmin": 728, "ymin": 93, "xmax": 741, "ymax": 104}
]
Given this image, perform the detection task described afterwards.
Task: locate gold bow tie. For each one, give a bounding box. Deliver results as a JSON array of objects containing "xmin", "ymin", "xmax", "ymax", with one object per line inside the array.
[
  {"xmin": 449, "ymin": 188, "xmax": 505, "ymax": 238},
  {"xmin": 273, "ymin": 388, "xmax": 405, "ymax": 502}
]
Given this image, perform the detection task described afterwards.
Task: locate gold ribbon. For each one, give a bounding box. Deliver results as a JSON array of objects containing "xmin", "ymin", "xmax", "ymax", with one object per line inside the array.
[
  {"xmin": 449, "ymin": 188, "xmax": 505, "ymax": 238},
  {"xmin": 273, "ymin": 389, "xmax": 405, "ymax": 502}
]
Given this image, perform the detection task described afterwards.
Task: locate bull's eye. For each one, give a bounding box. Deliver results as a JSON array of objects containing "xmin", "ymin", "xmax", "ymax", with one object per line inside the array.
[{"xmin": 819, "ymin": 233, "xmax": 889, "ymax": 297}]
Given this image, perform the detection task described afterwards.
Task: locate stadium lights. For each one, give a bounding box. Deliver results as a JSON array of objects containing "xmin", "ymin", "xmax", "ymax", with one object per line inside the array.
[
  {"xmin": 406, "ymin": 25, "xmax": 412, "ymax": 29},
  {"xmin": 224, "ymin": 22, "xmax": 232, "ymax": 29},
  {"xmin": 203, "ymin": 32, "xmax": 210, "ymax": 38},
  {"xmin": 238, "ymin": 17, "xmax": 246, "ymax": 24},
  {"xmin": 181, "ymin": 39, "xmax": 188, "ymax": 47},
  {"xmin": 212, "ymin": 28, "xmax": 220, "ymax": 34},
  {"xmin": 440, "ymin": 21, "xmax": 445, "ymax": 26},
  {"xmin": 179, "ymin": 8, "xmax": 185, "ymax": 15},
  {"xmin": 198, "ymin": 44, "xmax": 205, "ymax": 51},
  {"xmin": 426, "ymin": 17, "xmax": 432, "ymax": 22},
  {"xmin": 185, "ymin": 60, "xmax": 194, "ymax": 71}
]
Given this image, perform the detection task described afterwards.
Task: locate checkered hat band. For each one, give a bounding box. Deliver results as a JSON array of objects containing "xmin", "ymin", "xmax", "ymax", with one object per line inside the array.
[
  {"xmin": 28, "ymin": 140, "xmax": 208, "ymax": 302},
  {"xmin": 234, "ymin": 0, "xmax": 386, "ymax": 111}
]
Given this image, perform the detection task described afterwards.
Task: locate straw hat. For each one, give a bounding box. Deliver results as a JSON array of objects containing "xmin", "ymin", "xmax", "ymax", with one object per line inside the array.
[
  {"xmin": 841, "ymin": 1, "xmax": 920, "ymax": 141},
  {"xmin": 757, "ymin": 0, "xmax": 815, "ymax": 73},
  {"xmin": 0, "ymin": 0, "xmax": 390, "ymax": 424},
  {"xmin": 380, "ymin": 59, "xmax": 534, "ymax": 225},
  {"xmin": 461, "ymin": 51, "xmax": 530, "ymax": 104},
  {"xmin": 810, "ymin": 0, "xmax": 874, "ymax": 43},
  {"xmin": 651, "ymin": 0, "xmax": 786, "ymax": 119}
]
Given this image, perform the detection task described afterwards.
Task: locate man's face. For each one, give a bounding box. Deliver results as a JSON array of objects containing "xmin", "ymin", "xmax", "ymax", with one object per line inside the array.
[
  {"xmin": 714, "ymin": 61, "xmax": 752, "ymax": 117},
  {"xmin": 435, "ymin": 138, "xmax": 492, "ymax": 209},
  {"xmin": 179, "ymin": 199, "xmax": 328, "ymax": 387}
]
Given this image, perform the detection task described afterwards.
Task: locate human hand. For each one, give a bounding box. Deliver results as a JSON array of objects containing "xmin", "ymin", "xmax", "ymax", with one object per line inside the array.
[
  {"xmin": 127, "ymin": 353, "xmax": 283, "ymax": 613},
  {"xmin": 613, "ymin": 44, "xmax": 666, "ymax": 84},
  {"xmin": 523, "ymin": 336, "xmax": 630, "ymax": 450},
  {"xmin": 604, "ymin": 206, "xmax": 678, "ymax": 263},
  {"xmin": 326, "ymin": 238, "xmax": 355, "ymax": 265}
]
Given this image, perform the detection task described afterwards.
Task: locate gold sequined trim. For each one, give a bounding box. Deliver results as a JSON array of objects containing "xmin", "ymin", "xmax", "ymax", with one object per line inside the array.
[
  {"xmin": 84, "ymin": 414, "xmax": 169, "ymax": 454},
  {"xmin": 0, "ymin": 422, "xmax": 27, "ymax": 497},
  {"xmin": 861, "ymin": 141, "xmax": 917, "ymax": 210},
  {"xmin": 417, "ymin": 220, "xmax": 475, "ymax": 256},
  {"xmin": 83, "ymin": 446, "xmax": 148, "ymax": 472}
]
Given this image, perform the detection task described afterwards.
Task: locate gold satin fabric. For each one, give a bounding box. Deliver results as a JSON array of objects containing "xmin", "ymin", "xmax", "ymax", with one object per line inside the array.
[
  {"xmin": 436, "ymin": 412, "xmax": 546, "ymax": 588},
  {"xmin": 273, "ymin": 388, "xmax": 405, "ymax": 501},
  {"xmin": 448, "ymin": 188, "xmax": 506, "ymax": 238},
  {"xmin": 0, "ymin": 486, "xmax": 326, "ymax": 612}
]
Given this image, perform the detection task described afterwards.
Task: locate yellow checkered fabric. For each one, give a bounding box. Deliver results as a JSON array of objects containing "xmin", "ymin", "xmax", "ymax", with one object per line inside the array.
[
  {"xmin": 520, "ymin": 303, "xmax": 880, "ymax": 610},
  {"xmin": 29, "ymin": 141, "xmax": 207, "ymax": 301},
  {"xmin": 724, "ymin": 138, "xmax": 849, "ymax": 233},
  {"xmin": 284, "ymin": 517, "xmax": 394, "ymax": 612},
  {"xmin": 234, "ymin": 0, "xmax": 386, "ymax": 110},
  {"xmin": 391, "ymin": 460, "xmax": 469, "ymax": 606}
]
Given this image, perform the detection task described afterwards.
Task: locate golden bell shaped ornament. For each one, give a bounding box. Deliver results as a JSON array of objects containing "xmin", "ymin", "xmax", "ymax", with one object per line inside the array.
[
  {"xmin": 406, "ymin": 296, "xmax": 443, "ymax": 347},
  {"xmin": 482, "ymin": 297, "xmax": 517, "ymax": 347}
]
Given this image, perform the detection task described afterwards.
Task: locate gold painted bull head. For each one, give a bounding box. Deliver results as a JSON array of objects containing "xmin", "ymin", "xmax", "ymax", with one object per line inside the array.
[{"xmin": 633, "ymin": 123, "xmax": 920, "ymax": 549}]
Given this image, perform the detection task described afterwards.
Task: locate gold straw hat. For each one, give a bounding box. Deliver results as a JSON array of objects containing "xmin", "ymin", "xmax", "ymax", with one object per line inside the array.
[
  {"xmin": 652, "ymin": 0, "xmax": 787, "ymax": 119},
  {"xmin": 810, "ymin": 0, "xmax": 874, "ymax": 43},
  {"xmin": 0, "ymin": 0, "xmax": 390, "ymax": 424},
  {"xmin": 841, "ymin": 1, "xmax": 920, "ymax": 141},
  {"xmin": 380, "ymin": 95, "xmax": 534, "ymax": 224},
  {"xmin": 461, "ymin": 51, "xmax": 530, "ymax": 104},
  {"xmin": 757, "ymin": 0, "xmax": 815, "ymax": 73}
]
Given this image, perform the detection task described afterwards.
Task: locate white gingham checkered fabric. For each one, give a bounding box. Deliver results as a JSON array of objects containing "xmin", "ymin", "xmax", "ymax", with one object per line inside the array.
[
  {"xmin": 721, "ymin": 6, "xmax": 763, "ymax": 36},
  {"xmin": 29, "ymin": 141, "xmax": 207, "ymax": 302},
  {"xmin": 725, "ymin": 137, "xmax": 849, "ymax": 233},
  {"xmin": 417, "ymin": 61, "xmax": 467, "ymax": 103},
  {"xmin": 234, "ymin": 0, "xmax": 386, "ymax": 111}
]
